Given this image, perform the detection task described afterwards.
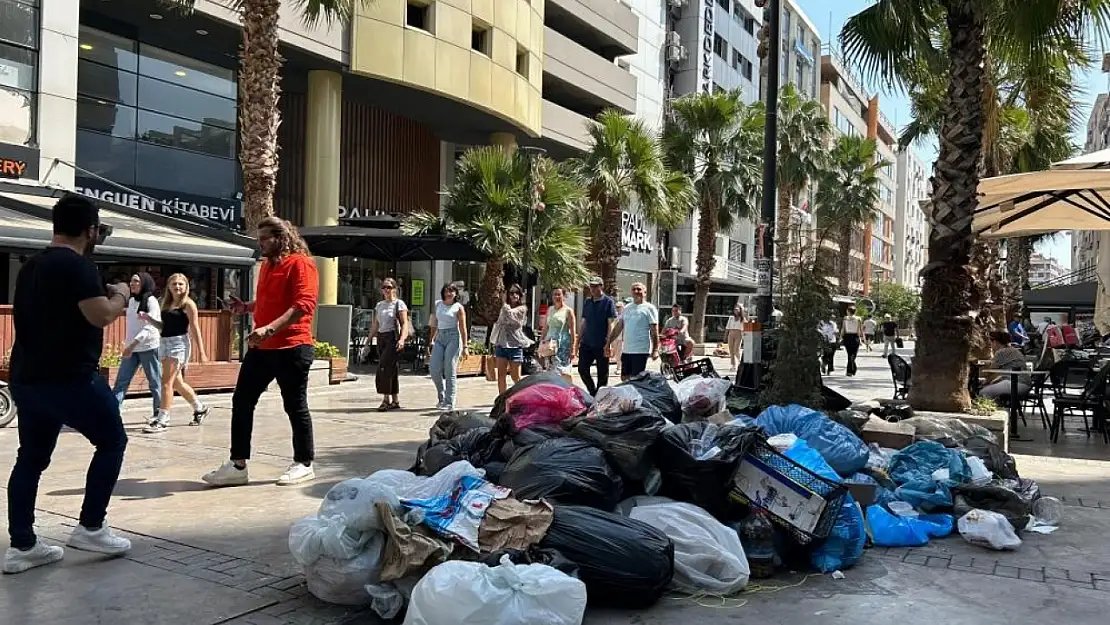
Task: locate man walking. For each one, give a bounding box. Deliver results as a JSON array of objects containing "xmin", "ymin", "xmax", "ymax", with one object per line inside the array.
[
  {"xmin": 862, "ymin": 316, "xmax": 877, "ymax": 352},
  {"xmin": 881, "ymin": 314, "xmax": 900, "ymax": 357},
  {"xmin": 605, "ymin": 282, "xmax": 658, "ymax": 379},
  {"xmin": 577, "ymin": 277, "xmax": 616, "ymax": 396},
  {"xmin": 203, "ymin": 217, "xmax": 319, "ymax": 488},
  {"xmin": 4, "ymin": 195, "xmax": 132, "ymax": 574}
]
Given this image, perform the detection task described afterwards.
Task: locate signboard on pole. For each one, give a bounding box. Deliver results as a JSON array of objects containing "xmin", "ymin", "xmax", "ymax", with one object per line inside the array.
[{"xmin": 756, "ymin": 258, "xmax": 772, "ymax": 297}]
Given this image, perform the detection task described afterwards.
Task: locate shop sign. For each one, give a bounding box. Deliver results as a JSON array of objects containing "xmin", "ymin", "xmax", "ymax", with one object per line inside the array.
[
  {"xmin": 411, "ymin": 279, "xmax": 425, "ymax": 307},
  {"xmin": 74, "ymin": 177, "xmax": 242, "ymax": 229},
  {"xmin": 470, "ymin": 325, "xmax": 488, "ymax": 346},
  {"xmin": 700, "ymin": 5, "xmax": 715, "ymax": 93},
  {"xmin": 621, "ymin": 211, "xmax": 653, "ymax": 254},
  {"xmin": 0, "ymin": 142, "xmax": 39, "ymax": 180},
  {"xmin": 756, "ymin": 258, "xmax": 772, "ymax": 296},
  {"xmin": 338, "ymin": 205, "xmax": 391, "ymax": 221}
]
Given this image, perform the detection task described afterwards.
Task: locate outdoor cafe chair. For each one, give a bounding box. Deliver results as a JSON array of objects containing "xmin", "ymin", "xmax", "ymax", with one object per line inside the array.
[
  {"xmin": 888, "ymin": 354, "xmax": 911, "ymax": 400},
  {"xmin": 1048, "ymin": 360, "xmax": 1110, "ymax": 444}
]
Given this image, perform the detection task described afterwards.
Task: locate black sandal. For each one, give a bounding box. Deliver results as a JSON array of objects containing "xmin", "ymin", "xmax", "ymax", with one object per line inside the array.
[
  {"xmin": 377, "ymin": 400, "xmax": 390, "ymax": 412},
  {"xmin": 389, "ymin": 401, "xmax": 402, "ymax": 411}
]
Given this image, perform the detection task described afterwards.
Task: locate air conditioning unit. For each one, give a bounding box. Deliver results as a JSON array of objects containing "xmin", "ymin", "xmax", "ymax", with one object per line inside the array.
[
  {"xmin": 665, "ymin": 31, "xmax": 682, "ymax": 47},
  {"xmin": 665, "ymin": 44, "xmax": 687, "ymax": 64}
]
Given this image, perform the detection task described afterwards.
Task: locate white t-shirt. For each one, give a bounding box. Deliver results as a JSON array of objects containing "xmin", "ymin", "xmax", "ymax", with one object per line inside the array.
[
  {"xmin": 125, "ymin": 295, "xmax": 162, "ymax": 352},
  {"xmin": 843, "ymin": 316, "xmax": 862, "ymax": 335},
  {"xmin": 433, "ymin": 300, "xmax": 464, "ymax": 330},
  {"xmin": 863, "ymin": 318, "xmax": 877, "ymax": 334},
  {"xmin": 621, "ymin": 302, "xmax": 659, "ymax": 354},
  {"xmin": 374, "ymin": 298, "xmax": 408, "ymax": 333},
  {"xmin": 726, "ymin": 316, "xmax": 745, "ymax": 331}
]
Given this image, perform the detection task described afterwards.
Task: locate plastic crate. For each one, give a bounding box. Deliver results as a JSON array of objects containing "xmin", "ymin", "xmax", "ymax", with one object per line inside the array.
[
  {"xmin": 673, "ymin": 358, "xmax": 719, "ymax": 381},
  {"xmin": 728, "ymin": 440, "xmax": 847, "ymax": 545}
]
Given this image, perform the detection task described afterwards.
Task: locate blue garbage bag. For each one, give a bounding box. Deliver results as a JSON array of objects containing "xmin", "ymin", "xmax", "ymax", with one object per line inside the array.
[
  {"xmin": 845, "ymin": 472, "xmax": 878, "ymax": 485},
  {"xmin": 888, "ymin": 441, "xmax": 969, "ymax": 486},
  {"xmin": 782, "ymin": 438, "xmax": 840, "ymax": 482},
  {"xmin": 811, "ymin": 495, "xmax": 866, "ymax": 573},
  {"xmin": 894, "ymin": 479, "xmax": 953, "ymax": 511},
  {"xmin": 914, "ymin": 513, "xmax": 954, "ymax": 538},
  {"xmin": 867, "ymin": 505, "xmax": 929, "ymax": 547},
  {"xmin": 756, "ymin": 405, "xmax": 869, "ymax": 476}
]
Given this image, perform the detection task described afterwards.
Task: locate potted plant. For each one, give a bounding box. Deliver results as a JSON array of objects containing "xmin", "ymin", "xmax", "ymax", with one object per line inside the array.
[
  {"xmin": 314, "ymin": 341, "xmax": 347, "ymax": 385},
  {"xmin": 457, "ymin": 340, "xmax": 489, "ymax": 377},
  {"xmin": 97, "ymin": 343, "xmax": 125, "ymax": 387}
]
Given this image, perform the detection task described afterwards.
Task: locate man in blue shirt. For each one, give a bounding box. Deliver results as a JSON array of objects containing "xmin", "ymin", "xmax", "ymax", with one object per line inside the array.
[
  {"xmin": 606, "ymin": 282, "xmax": 659, "ymax": 379},
  {"xmin": 1008, "ymin": 313, "xmax": 1028, "ymax": 347},
  {"xmin": 578, "ymin": 276, "xmax": 617, "ymax": 395}
]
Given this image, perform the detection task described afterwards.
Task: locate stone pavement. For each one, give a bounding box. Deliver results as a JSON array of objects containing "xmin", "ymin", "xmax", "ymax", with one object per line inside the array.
[{"xmin": 0, "ymin": 349, "xmax": 1107, "ymax": 625}]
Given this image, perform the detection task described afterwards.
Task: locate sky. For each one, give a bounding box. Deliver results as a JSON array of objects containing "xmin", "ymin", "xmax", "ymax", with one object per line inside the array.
[{"xmin": 794, "ymin": 0, "xmax": 1101, "ymax": 270}]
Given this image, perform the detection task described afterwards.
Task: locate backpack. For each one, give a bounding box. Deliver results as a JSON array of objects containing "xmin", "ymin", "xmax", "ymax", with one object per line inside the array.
[
  {"xmin": 1061, "ymin": 324, "xmax": 1080, "ymax": 348},
  {"xmin": 1044, "ymin": 325, "xmax": 1064, "ymax": 349}
]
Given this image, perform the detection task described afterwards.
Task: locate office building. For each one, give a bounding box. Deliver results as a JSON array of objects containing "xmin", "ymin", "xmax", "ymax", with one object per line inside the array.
[
  {"xmin": 818, "ymin": 51, "xmax": 898, "ymax": 295},
  {"xmin": 894, "ymin": 148, "xmax": 929, "ymax": 289},
  {"xmin": 1029, "ymin": 252, "xmax": 1065, "ymax": 286},
  {"xmin": 1072, "ymin": 92, "xmax": 1110, "ymax": 275},
  {"xmin": 0, "ymin": 0, "xmax": 650, "ymax": 321}
]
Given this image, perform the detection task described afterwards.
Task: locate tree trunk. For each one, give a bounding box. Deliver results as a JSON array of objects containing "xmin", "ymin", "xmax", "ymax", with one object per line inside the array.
[
  {"xmin": 908, "ymin": 0, "xmax": 985, "ymax": 413},
  {"xmin": 776, "ymin": 185, "xmax": 794, "ymax": 291},
  {"xmin": 1003, "ymin": 238, "xmax": 1025, "ymax": 318},
  {"xmin": 969, "ymin": 239, "xmax": 1003, "ymax": 360},
  {"xmin": 597, "ymin": 198, "xmax": 623, "ymax": 297},
  {"xmin": 238, "ymin": 0, "xmax": 283, "ymax": 231},
  {"xmin": 475, "ymin": 257, "xmax": 506, "ymax": 329},
  {"xmin": 837, "ymin": 224, "xmax": 853, "ymax": 295},
  {"xmin": 691, "ymin": 194, "xmax": 718, "ymax": 343}
]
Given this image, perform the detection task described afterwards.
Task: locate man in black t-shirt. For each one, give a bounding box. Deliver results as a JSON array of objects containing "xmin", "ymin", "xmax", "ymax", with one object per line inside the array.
[
  {"xmin": 3, "ymin": 195, "xmax": 133, "ymax": 575},
  {"xmin": 881, "ymin": 314, "xmax": 900, "ymax": 357}
]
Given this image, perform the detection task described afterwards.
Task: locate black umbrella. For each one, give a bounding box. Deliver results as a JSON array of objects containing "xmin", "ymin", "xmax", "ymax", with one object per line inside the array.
[{"xmin": 299, "ymin": 226, "xmax": 488, "ymax": 262}]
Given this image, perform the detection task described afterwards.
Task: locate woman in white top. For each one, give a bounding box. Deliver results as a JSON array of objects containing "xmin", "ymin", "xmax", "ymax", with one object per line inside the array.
[
  {"xmin": 725, "ymin": 304, "xmax": 746, "ymax": 370},
  {"xmin": 369, "ymin": 278, "xmax": 409, "ymax": 411},
  {"xmin": 428, "ymin": 283, "xmax": 469, "ymax": 411},
  {"xmin": 112, "ymin": 272, "xmax": 163, "ymax": 418},
  {"xmin": 841, "ymin": 305, "xmax": 863, "ymax": 377}
]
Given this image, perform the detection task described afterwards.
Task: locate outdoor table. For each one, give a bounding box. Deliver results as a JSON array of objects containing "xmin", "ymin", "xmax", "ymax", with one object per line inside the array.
[{"xmin": 981, "ymin": 369, "xmax": 1048, "ymax": 442}]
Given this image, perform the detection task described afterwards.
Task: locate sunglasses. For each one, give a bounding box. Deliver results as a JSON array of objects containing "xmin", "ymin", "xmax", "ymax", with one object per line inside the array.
[{"xmin": 381, "ymin": 285, "xmax": 395, "ymax": 290}]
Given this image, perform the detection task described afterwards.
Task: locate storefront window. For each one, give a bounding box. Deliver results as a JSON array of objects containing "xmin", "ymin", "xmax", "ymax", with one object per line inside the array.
[{"xmin": 0, "ymin": 0, "xmax": 39, "ymax": 146}]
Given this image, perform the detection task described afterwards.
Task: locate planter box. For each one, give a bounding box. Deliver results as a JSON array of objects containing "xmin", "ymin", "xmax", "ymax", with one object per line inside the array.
[
  {"xmin": 328, "ymin": 357, "xmax": 348, "ymax": 385},
  {"xmin": 100, "ymin": 361, "xmax": 242, "ymax": 395},
  {"xmin": 456, "ymin": 354, "xmax": 485, "ymax": 377}
]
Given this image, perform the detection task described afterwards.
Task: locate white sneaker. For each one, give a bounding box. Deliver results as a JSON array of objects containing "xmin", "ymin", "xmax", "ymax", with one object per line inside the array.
[
  {"xmin": 3, "ymin": 541, "xmax": 64, "ymax": 574},
  {"xmin": 67, "ymin": 524, "xmax": 131, "ymax": 555},
  {"xmin": 142, "ymin": 420, "xmax": 168, "ymax": 434},
  {"xmin": 276, "ymin": 463, "xmax": 315, "ymax": 486},
  {"xmin": 202, "ymin": 461, "xmax": 249, "ymax": 487}
]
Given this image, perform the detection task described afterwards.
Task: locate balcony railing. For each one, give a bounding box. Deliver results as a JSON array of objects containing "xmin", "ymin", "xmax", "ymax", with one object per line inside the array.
[{"xmin": 725, "ymin": 259, "xmax": 758, "ymax": 284}]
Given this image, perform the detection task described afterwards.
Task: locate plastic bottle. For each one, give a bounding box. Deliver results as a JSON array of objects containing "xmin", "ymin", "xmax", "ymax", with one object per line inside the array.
[
  {"xmin": 1032, "ymin": 496, "xmax": 1063, "ymax": 526},
  {"xmin": 737, "ymin": 511, "xmax": 776, "ymax": 579}
]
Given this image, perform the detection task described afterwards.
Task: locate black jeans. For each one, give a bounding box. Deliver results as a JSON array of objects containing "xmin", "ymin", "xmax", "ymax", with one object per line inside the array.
[
  {"xmin": 231, "ymin": 345, "xmax": 315, "ymax": 464},
  {"xmin": 8, "ymin": 374, "xmax": 128, "ymax": 549},
  {"xmin": 577, "ymin": 343, "xmax": 610, "ymax": 396},
  {"xmin": 843, "ymin": 334, "xmax": 861, "ymax": 376}
]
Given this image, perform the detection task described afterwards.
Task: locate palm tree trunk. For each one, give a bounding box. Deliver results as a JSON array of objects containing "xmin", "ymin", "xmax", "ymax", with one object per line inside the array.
[
  {"xmin": 597, "ymin": 198, "xmax": 622, "ymax": 297},
  {"xmin": 1004, "ymin": 239, "xmax": 1024, "ymax": 318},
  {"xmin": 837, "ymin": 225, "xmax": 853, "ymax": 294},
  {"xmin": 691, "ymin": 194, "xmax": 718, "ymax": 343},
  {"xmin": 238, "ymin": 0, "xmax": 283, "ymax": 231},
  {"xmin": 909, "ymin": 0, "xmax": 985, "ymax": 412},
  {"xmin": 776, "ymin": 186, "xmax": 794, "ymax": 286},
  {"xmin": 477, "ymin": 257, "xmax": 506, "ymax": 329}
]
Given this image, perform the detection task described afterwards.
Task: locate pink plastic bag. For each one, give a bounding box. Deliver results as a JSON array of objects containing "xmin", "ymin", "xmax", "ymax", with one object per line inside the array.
[{"xmin": 505, "ymin": 383, "xmax": 589, "ymax": 431}]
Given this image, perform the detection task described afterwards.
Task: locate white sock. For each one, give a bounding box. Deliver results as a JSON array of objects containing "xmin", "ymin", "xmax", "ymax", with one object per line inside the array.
[
  {"xmin": 193, "ymin": 399, "xmax": 206, "ymax": 412},
  {"xmin": 156, "ymin": 409, "xmax": 168, "ymax": 420}
]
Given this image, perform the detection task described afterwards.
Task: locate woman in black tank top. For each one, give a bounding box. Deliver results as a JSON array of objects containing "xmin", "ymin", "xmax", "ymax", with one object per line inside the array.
[{"xmin": 143, "ymin": 274, "xmax": 210, "ymax": 433}]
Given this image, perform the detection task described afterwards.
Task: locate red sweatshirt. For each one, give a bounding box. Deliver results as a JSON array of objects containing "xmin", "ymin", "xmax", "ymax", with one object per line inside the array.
[{"xmin": 254, "ymin": 253, "xmax": 318, "ymax": 349}]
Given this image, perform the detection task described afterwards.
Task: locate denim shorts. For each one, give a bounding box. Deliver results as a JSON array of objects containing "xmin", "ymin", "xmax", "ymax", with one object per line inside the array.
[{"xmin": 494, "ymin": 346, "xmax": 524, "ymax": 362}]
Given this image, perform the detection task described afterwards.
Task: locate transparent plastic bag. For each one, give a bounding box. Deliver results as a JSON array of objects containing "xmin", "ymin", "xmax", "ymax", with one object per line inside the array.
[
  {"xmin": 402, "ymin": 556, "xmax": 587, "ymax": 625},
  {"xmin": 673, "ymin": 376, "xmax": 732, "ymax": 419},
  {"xmin": 366, "ymin": 576, "xmax": 420, "ymax": 620},
  {"xmin": 628, "ymin": 502, "xmax": 750, "ymax": 594},
  {"xmin": 591, "ymin": 385, "xmax": 644, "ymax": 416},
  {"xmin": 958, "ymin": 509, "xmax": 1022, "ymax": 550},
  {"xmin": 289, "ymin": 515, "xmax": 371, "ymax": 566},
  {"xmin": 505, "ymin": 384, "xmax": 590, "ymax": 431},
  {"xmin": 319, "ymin": 477, "xmax": 401, "ymax": 532},
  {"xmin": 396, "ymin": 461, "xmax": 485, "ymax": 502},
  {"xmin": 304, "ymin": 533, "xmax": 384, "ymax": 606}
]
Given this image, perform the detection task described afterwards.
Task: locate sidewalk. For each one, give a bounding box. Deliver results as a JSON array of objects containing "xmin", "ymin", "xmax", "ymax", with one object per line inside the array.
[{"xmin": 1, "ymin": 356, "xmax": 1108, "ymax": 624}]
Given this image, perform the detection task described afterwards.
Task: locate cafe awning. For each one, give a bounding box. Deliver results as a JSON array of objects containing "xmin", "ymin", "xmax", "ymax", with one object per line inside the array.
[
  {"xmin": 0, "ymin": 182, "xmax": 259, "ymax": 267},
  {"xmin": 973, "ymin": 169, "xmax": 1110, "ymax": 238},
  {"xmin": 299, "ymin": 225, "xmax": 488, "ymax": 262}
]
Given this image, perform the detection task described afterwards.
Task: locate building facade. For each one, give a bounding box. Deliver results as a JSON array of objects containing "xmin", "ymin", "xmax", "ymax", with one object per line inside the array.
[
  {"xmin": 818, "ymin": 52, "xmax": 898, "ymax": 295},
  {"xmin": 0, "ymin": 0, "xmax": 645, "ymax": 324},
  {"xmin": 894, "ymin": 148, "xmax": 929, "ymax": 289},
  {"xmin": 1029, "ymin": 252, "xmax": 1065, "ymax": 286},
  {"xmin": 1072, "ymin": 92, "xmax": 1110, "ymax": 275}
]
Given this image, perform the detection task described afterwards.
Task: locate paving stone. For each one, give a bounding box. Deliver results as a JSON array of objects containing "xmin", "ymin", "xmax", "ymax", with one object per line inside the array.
[
  {"xmin": 1045, "ymin": 567, "xmax": 1070, "ymax": 580},
  {"xmin": 949, "ymin": 555, "xmax": 973, "ymax": 568},
  {"xmin": 903, "ymin": 553, "xmax": 928, "ymax": 566},
  {"xmin": 251, "ymin": 587, "xmax": 297, "ymax": 602},
  {"xmin": 1094, "ymin": 580, "xmax": 1110, "ymax": 593},
  {"xmin": 209, "ymin": 558, "xmax": 254, "ymax": 573},
  {"xmin": 261, "ymin": 598, "xmax": 313, "ymax": 617},
  {"xmin": 995, "ymin": 566, "xmax": 1020, "ymax": 579},
  {"xmin": 186, "ymin": 567, "xmax": 238, "ymax": 585},
  {"xmin": 269, "ymin": 576, "xmax": 306, "ymax": 591},
  {"xmin": 1068, "ymin": 570, "xmax": 1094, "ymax": 584},
  {"xmin": 1019, "ymin": 568, "xmax": 1045, "ymax": 582},
  {"xmin": 947, "ymin": 564, "xmax": 989, "ymax": 575},
  {"xmin": 237, "ymin": 575, "xmax": 288, "ymax": 592},
  {"xmin": 925, "ymin": 556, "xmax": 950, "ymax": 569},
  {"xmin": 238, "ymin": 614, "xmax": 289, "ymax": 625}
]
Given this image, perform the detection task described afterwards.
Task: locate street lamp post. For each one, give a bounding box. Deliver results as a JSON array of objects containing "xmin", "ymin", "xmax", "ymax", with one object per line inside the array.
[
  {"xmin": 755, "ymin": 0, "xmax": 781, "ymax": 324},
  {"xmin": 519, "ymin": 146, "xmax": 547, "ymax": 328}
]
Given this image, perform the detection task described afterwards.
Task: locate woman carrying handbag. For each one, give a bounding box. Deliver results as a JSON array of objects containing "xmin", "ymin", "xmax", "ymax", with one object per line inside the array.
[{"xmin": 371, "ymin": 278, "xmax": 409, "ymax": 411}]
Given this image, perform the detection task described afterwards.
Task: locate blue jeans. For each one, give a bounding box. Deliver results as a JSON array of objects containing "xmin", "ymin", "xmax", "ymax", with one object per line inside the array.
[
  {"xmin": 8, "ymin": 375, "xmax": 128, "ymax": 549},
  {"xmin": 430, "ymin": 328, "xmax": 461, "ymax": 408},
  {"xmin": 112, "ymin": 348, "xmax": 163, "ymax": 414}
]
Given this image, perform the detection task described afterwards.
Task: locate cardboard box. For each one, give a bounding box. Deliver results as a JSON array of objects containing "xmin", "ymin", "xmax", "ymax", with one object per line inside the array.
[{"xmin": 860, "ymin": 416, "xmax": 915, "ymax": 450}]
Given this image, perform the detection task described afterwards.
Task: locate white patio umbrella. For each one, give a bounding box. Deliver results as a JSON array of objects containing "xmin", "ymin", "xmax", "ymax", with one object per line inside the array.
[
  {"xmin": 1052, "ymin": 148, "xmax": 1110, "ymax": 170},
  {"xmin": 973, "ymin": 169, "xmax": 1110, "ymax": 238}
]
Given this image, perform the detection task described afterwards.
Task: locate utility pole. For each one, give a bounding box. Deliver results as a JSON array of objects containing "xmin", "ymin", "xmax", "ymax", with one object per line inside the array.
[{"xmin": 755, "ymin": 0, "xmax": 781, "ymax": 324}]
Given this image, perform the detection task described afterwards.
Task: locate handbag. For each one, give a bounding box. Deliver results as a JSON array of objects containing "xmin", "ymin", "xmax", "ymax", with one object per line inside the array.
[{"xmin": 537, "ymin": 339, "xmax": 558, "ymax": 359}]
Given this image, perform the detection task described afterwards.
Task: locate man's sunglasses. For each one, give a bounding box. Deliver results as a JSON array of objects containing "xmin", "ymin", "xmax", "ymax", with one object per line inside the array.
[{"xmin": 94, "ymin": 223, "xmax": 113, "ymax": 245}]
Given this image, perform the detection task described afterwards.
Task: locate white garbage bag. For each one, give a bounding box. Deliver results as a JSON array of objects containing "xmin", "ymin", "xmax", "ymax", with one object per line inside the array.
[
  {"xmin": 592, "ymin": 385, "xmax": 644, "ymax": 416},
  {"xmin": 304, "ymin": 532, "xmax": 385, "ymax": 606},
  {"xmin": 288, "ymin": 515, "xmax": 371, "ymax": 566},
  {"xmin": 958, "ymin": 509, "xmax": 1022, "ymax": 551},
  {"xmin": 366, "ymin": 576, "xmax": 420, "ymax": 620},
  {"xmin": 396, "ymin": 461, "xmax": 485, "ymax": 501},
  {"xmin": 403, "ymin": 556, "xmax": 587, "ymax": 625},
  {"xmin": 629, "ymin": 501, "xmax": 750, "ymax": 594},
  {"xmin": 318, "ymin": 477, "xmax": 401, "ymax": 532}
]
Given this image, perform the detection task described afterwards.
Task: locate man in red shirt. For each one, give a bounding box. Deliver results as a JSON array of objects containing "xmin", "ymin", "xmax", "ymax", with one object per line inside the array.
[{"xmin": 202, "ymin": 217, "xmax": 319, "ymax": 487}]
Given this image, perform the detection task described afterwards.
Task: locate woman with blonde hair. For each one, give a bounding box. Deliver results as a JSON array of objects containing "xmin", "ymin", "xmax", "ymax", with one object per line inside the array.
[{"xmin": 142, "ymin": 273, "xmax": 208, "ymax": 433}]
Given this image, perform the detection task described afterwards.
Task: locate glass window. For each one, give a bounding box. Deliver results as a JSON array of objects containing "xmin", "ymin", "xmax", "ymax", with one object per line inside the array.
[
  {"xmin": 76, "ymin": 129, "xmax": 137, "ymax": 186},
  {"xmin": 0, "ymin": 0, "xmax": 37, "ymax": 49},
  {"xmin": 77, "ymin": 59, "xmax": 138, "ymax": 105},
  {"xmin": 76, "ymin": 96, "xmax": 137, "ymax": 138},
  {"xmin": 0, "ymin": 86, "xmax": 32, "ymax": 145},
  {"xmin": 78, "ymin": 27, "xmax": 138, "ymax": 73},
  {"xmin": 138, "ymin": 76, "xmax": 235, "ymax": 129},
  {"xmin": 135, "ymin": 141, "xmax": 237, "ymax": 199},
  {"xmin": 713, "ymin": 34, "xmax": 727, "ymax": 59},
  {"xmin": 742, "ymin": 58, "xmax": 753, "ymax": 81},
  {"xmin": 137, "ymin": 109, "xmax": 235, "ymax": 158},
  {"xmin": 138, "ymin": 44, "xmax": 235, "ymax": 99},
  {"xmin": 0, "ymin": 41, "xmax": 35, "ymax": 91}
]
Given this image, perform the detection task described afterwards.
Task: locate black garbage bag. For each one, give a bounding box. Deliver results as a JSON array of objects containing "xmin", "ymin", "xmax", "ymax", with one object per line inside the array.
[
  {"xmin": 620, "ymin": 372, "xmax": 681, "ymax": 423},
  {"xmin": 499, "ymin": 437, "xmax": 623, "ymax": 510},
  {"xmin": 500, "ymin": 425, "xmax": 567, "ymax": 461},
  {"xmin": 830, "ymin": 410, "xmax": 870, "ymax": 437},
  {"xmin": 539, "ymin": 505, "xmax": 674, "ymax": 608},
  {"xmin": 953, "ymin": 480, "xmax": 1036, "ymax": 530},
  {"xmin": 822, "ymin": 385, "xmax": 853, "ymax": 412},
  {"xmin": 418, "ymin": 427, "xmax": 505, "ymax": 476},
  {"xmin": 565, "ymin": 406, "xmax": 668, "ymax": 482},
  {"xmin": 655, "ymin": 422, "xmax": 765, "ymax": 519},
  {"xmin": 479, "ymin": 546, "xmax": 580, "ymax": 578},
  {"xmin": 411, "ymin": 410, "xmax": 496, "ymax": 473},
  {"xmin": 963, "ymin": 436, "xmax": 1019, "ymax": 480}
]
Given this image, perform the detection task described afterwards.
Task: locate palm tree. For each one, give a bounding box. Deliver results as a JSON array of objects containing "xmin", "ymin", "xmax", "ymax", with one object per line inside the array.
[
  {"xmin": 662, "ymin": 90, "xmax": 764, "ymax": 342},
  {"xmin": 403, "ymin": 147, "xmax": 590, "ymax": 327},
  {"xmin": 162, "ymin": 0, "xmax": 371, "ymax": 229},
  {"xmin": 841, "ymin": 0, "xmax": 1109, "ymax": 411},
  {"xmin": 776, "ymin": 83, "xmax": 831, "ymax": 275},
  {"xmin": 575, "ymin": 110, "xmax": 695, "ymax": 296},
  {"xmin": 814, "ymin": 135, "xmax": 888, "ymax": 293}
]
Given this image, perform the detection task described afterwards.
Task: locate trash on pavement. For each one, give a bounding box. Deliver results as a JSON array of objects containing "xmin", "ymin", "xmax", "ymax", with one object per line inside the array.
[
  {"xmin": 402, "ymin": 475, "xmax": 511, "ymax": 551},
  {"xmin": 539, "ymin": 505, "xmax": 675, "ymax": 608},
  {"xmin": 755, "ymin": 404, "xmax": 870, "ymax": 476},
  {"xmin": 860, "ymin": 416, "xmax": 915, "ymax": 450},
  {"xmin": 402, "ymin": 555, "xmax": 588, "ymax": 625},
  {"xmin": 962, "ymin": 435, "xmax": 1019, "ymax": 479},
  {"xmin": 365, "ymin": 576, "xmax": 419, "ymax": 620},
  {"xmin": 734, "ymin": 510, "xmax": 776, "ymax": 579},
  {"xmin": 503, "ymin": 383, "xmax": 590, "ymax": 432},
  {"xmin": 867, "ymin": 505, "xmax": 929, "ymax": 547},
  {"xmin": 479, "ymin": 546, "xmax": 580, "ymax": 578},
  {"xmin": 319, "ymin": 477, "xmax": 402, "ymax": 532},
  {"xmin": 1032, "ymin": 496, "xmax": 1063, "ymax": 526},
  {"xmin": 419, "ymin": 428, "xmax": 503, "ymax": 477},
  {"xmin": 811, "ymin": 496, "xmax": 866, "ymax": 573},
  {"xmin": 289, "ymin": 515, "xmax": 372, "ymax": 566},
  {"xmin": 566, "ymin": 404, "xmax": 668, "ymax": 482},
  {"xmin": 477, "ymin": 497, "xmax": 554, "ymax": 553},
  {"xmin": 628, "ymin": 501, "xmax": 750, "ymax": 594},
  {"xmin": 952, "ymin": 481, "xmax": 1035, "ymax": 531},
  {"xmin": 673, "ymin": 375, "xmax": 732, "ymax": 421},
  {"xmin": 590, "ymin": 385, "xmax": 644, "ymax": 416},
  {"xmin": 304, "ymin": 532, "xmax": 385, "ymax": 606},
  {"xmin": 902, "ymin": 416, "xmax": 996, "ymax": 447},
  {"xmin": 621, "ymin": 371, "xmax": 682, "ymax": 423},
  {"xmin": 498, "ymin": 437, "xmax": 623, "ymax": 510},
  {"xmin": 376, "ymin": 500, "xmax": 455, "ymax": 582},
  {"xmin": 958, "ymin": 509, "xmax": 1022, "ymax": 551},
  {"xmin": 656, "ymin": 422, "xmax": 764, "ymax": 518}
]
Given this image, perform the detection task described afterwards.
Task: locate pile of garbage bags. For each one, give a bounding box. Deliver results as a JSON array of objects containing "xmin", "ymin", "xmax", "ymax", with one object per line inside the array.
[{"xmin": 288, "ymin": 373, "xmax": 1060, "ymax": 622}]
